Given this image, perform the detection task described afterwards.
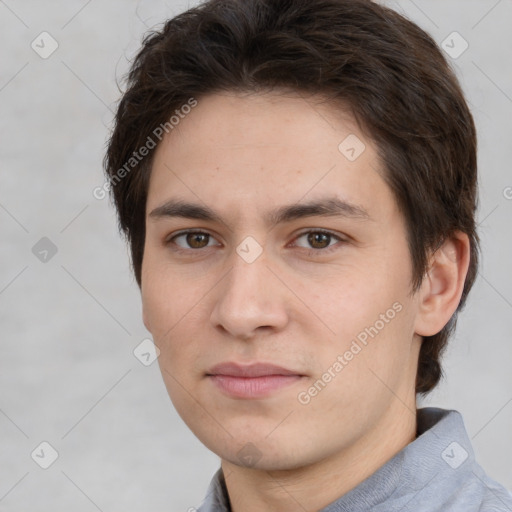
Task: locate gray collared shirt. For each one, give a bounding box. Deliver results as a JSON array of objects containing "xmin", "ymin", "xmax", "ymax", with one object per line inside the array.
[{"xmin": 197, "ymin": 407, "xmax": 512, "ymax": 511}]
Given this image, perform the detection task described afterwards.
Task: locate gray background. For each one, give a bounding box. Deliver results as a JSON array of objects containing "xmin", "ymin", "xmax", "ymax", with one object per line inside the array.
[{"xmin": 0, "ymin": 0, "xmax": 511, "ymax": 510}]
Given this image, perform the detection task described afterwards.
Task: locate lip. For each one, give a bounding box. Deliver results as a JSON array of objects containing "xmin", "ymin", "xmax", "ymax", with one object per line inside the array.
[
  {"xmin": 207, "ymin": 362, "xmax": 302, "ymax": 377},
  {"xmin": 206, "ymin": 362, "xmax": 304, "ymax": 399}
]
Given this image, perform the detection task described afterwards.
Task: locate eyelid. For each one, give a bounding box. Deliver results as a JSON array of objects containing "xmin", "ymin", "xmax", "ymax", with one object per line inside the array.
[
  {"xmin": 166, "ymin": 228, "xmax": 222, "ymax": 249},
  {"xmin": 288, "ymin": 228, "xmax": 348, "ymax": 253}
]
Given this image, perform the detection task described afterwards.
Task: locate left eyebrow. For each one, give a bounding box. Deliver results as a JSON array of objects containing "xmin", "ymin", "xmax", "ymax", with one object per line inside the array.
[
  {"xmin": 265, "ymin": 197, "xmax": 371, "ymax": 225},
  {"xmin": 148, "ymin": 196, "xmax": 371, "ymax": 226}
]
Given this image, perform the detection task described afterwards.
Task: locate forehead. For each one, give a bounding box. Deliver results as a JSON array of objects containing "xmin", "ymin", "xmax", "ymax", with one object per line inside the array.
[{"xmin": 147, "ymin": 91, "xmax": 397, "ymax": 223}]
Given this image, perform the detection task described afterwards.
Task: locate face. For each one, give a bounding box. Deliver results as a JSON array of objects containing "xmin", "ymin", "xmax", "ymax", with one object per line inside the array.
[{"xmin": 141, "ymin": 91, "xmax": 422, "ymax": 471}]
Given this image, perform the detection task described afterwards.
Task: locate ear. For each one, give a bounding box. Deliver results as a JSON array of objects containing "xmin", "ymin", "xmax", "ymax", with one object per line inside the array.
[{"xmin": 414, "ymin": 231, "xmax": 471, "ymax": 337}]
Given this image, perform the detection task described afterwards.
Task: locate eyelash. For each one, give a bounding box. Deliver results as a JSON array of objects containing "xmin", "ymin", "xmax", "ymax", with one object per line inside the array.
[{"xmin": 166, "ymin": 228, "xmax": 347, "ymax": 256}]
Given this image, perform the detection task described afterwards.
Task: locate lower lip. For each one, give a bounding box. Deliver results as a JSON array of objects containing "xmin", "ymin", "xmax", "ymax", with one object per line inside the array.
[{"xmin": 208, "ymin": 375, "xmax": 302, "ymax": 399}]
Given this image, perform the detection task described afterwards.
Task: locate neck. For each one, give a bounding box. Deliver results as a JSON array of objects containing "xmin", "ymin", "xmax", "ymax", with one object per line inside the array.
[{"xmin": 222, "ymin": 398, "xmax": 417, "ymax": 512}]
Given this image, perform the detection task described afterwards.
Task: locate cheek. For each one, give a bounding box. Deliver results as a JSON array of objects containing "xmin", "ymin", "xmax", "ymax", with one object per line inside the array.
[
  {"xmin": 141, "ymin": 262, "xmax": 209, "ymax": 373},
  {"xmin": 297, "ymin": 260, "xmax": 413, "ymax": 371},
  {"xmin": 298, "ymin": 265, "xmax": 391, "ymax": 334},
  {"xmin": 142, "ymin": 249, "xmax": 191, "ymax": 329}
]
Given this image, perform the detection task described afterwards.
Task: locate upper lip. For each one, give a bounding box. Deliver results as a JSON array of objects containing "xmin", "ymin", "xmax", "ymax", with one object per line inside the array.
[{"xmin": 207, "ymin": 362, "xmax": 302, "ymax": 377}]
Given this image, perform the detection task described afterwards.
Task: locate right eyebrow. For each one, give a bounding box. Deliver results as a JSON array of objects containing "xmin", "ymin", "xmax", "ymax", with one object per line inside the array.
[{"xmin": 148, "ymin": 200, "xmax": 222, "ymax": 223}]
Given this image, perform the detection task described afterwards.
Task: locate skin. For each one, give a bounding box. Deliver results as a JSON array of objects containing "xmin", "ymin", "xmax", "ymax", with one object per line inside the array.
[{"xmin": 141, "ymin": 91, "xmax": 470, "ymax": 512}]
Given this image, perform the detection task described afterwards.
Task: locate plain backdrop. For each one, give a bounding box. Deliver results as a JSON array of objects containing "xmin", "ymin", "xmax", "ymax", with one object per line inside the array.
[{"xmin": 0, "ymin": 0, "xmax": 511, "ymax": 510}]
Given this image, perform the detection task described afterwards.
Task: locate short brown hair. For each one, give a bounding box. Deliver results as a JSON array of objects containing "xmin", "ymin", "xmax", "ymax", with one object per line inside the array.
[{"xmin": 104, "ymin": 0, "xmax": 479, "ymax": 395}]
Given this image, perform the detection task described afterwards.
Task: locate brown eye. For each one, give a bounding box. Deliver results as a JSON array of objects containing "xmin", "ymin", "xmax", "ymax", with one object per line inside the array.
[
  {"xmin": 292, "ymin": 230, "xmax": 345, "ymax": 253},
  {"xmin": 307, "ymin": 232, "xmax": 332, "ymax": 249},
  {"xmin": 170, "ymin": 231, "xmax": 219, "ymax": 250},
  {"xmin": 186, "ymin": 232, "xmax": 210, "ymax": 248}
]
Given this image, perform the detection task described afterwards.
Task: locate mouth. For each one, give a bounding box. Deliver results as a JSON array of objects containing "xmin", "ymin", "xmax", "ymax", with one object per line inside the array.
[{"xmin": 206, "ymin": 362, "xmax": 305, "ymax": 399}]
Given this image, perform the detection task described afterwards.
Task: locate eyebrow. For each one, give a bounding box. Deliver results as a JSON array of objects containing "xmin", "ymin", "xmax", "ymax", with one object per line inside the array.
[{"xmin": 148, "ymin": 196, "xmax": 370, "ymax": 226}]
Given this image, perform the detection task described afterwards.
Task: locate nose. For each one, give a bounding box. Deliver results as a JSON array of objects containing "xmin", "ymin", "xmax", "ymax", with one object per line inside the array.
[{"xmin": 209, "ymin": 250, "xmax": 289, "ymax": 339}]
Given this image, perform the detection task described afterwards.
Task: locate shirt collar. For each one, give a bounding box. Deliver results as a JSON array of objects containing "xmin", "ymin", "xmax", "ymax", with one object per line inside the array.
[{"xmin": 197, "ymin": 407, "xmax": 475, "ymax": 512}]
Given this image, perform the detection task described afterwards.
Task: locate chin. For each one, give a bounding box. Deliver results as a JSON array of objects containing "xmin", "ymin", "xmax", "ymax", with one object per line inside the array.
[{"xmin": 205, "ymin": 432, "xmax": 310, "ymax": 471}]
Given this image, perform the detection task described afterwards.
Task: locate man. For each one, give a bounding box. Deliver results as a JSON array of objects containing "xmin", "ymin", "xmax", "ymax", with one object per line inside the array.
[{"xmin": 104, "ymin": 0, "xmax": 512, "ymax": 510}]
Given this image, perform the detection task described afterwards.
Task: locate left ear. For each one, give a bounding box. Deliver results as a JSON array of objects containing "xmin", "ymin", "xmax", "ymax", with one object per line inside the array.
[{"xmin": 414, "ymin": 231, "xmax": 471, "ymax": 337}]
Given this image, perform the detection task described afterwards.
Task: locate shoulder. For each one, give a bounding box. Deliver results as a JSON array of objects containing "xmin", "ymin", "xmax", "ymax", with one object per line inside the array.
[{"xmin": 444, "ymin": 464, "xmax": 512, "ymax": 512}]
